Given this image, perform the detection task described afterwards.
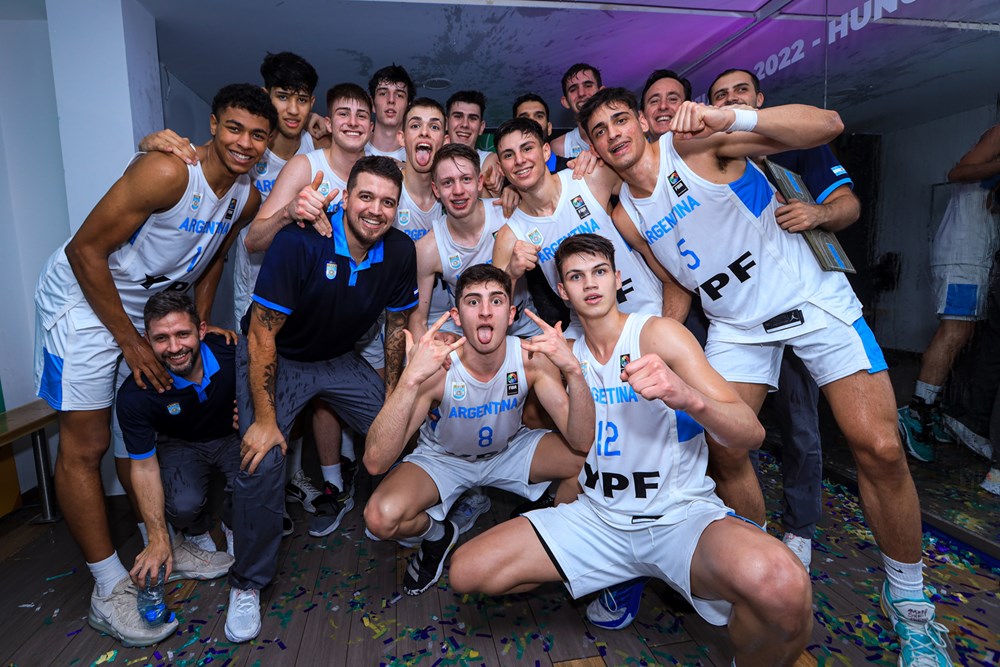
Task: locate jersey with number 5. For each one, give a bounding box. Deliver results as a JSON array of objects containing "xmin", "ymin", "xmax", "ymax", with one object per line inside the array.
[
  {"xmin": 574, "ymin": 313, "xmax": 717, "ymax": 527},
  {"xmin": 418, "ymin": 336, "xmax": 529, "ymax": 458}
]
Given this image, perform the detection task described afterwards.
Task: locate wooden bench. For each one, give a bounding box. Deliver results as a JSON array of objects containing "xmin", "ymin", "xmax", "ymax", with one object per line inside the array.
[{"xmin": 0, "ymin": 399, "xmax": 59, "ymax": 523}]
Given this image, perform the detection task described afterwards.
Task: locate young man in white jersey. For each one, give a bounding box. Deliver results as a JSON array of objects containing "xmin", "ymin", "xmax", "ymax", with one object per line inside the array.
[
  {"xmin": 365, "ymin": 64, "xmax": 414, "ymax": 161},
  {"xmin": 33, "ymin": 84, "xmax": 273, "ymax": 647},
  {"xmin": 579, "ymin": 88, "xmax": 954, "ymax": 666},
  {"xmin": 550, "ymin": 63, "xmax": 603, "ymax": 159},
  {"xmin": 394, "ymin": 98, "xmax": 447, "ymax": 243},
  {"xmin": 243, "ymin": 82, "xmax": 375, "ymax": 537},
  {"xmin": 449, "ymin": 235, "xmax": 811, "ymax": 667},
  {"xmin": 445, "ymin": 90, "xmax": 503, "ymax": 196},
  {"xmin": 491, "ymin": 117, "xmax": 671, "ymax": 339},
  {"xmin": 363, "ymin": 264, "xmax": 593, "ymax": 596},
  {"xmin": 410, "ymin": 143, "xmax": 540, "ymax": 340}
]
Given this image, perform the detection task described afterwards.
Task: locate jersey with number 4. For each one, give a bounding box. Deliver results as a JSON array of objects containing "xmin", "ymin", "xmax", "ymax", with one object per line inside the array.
[
  {"xmin": 35, "ymin": 155, "xmax": 252, "ymax": 331},
  {"xmin": 618, "ymin": 133, "xmax": 861, "ymax": 343},
  {"xmin": 418, "ymin": 337, "xmax": 529, "ymax": 458},
  {"xmin": 574, "ymin": 313, "xmax": 719, "ymax": 527}
]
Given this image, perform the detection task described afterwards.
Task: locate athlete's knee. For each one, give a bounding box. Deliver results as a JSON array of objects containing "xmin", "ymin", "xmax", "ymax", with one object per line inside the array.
[
  {"xmin": 851, "ymin": 427, "xmax": 907, "ymax": 474},
  {"xmin": 740, "ymin": 547, "xmax": 812, "ymax": 638},
  {"xmin": 362, "ymin": 494, "xmax": 404, "ymax": 540},
  {"xmin": 448, "ymin": 546, "xmax": 477, "ymax": 594},
  {"xmin": 57, "ymin": 426, "xmax": 110, "ymax": 469}
]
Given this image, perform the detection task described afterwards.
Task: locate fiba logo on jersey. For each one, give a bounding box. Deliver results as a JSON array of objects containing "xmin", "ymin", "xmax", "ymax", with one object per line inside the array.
[
  {"xmin": 449, "ymin": 254, "xmax": 462, "ymax": 270},
  {"xmin": 325, "ymin": 261, "xmax": 337, "ymax": 280},
  {"xmin": 619, "ymin": 354, "xmax": 631, "ymax": 370},
  {"xmin": 667, "ymin": 171, "xmax": 688, "ymax": 197},
  {"xmin": 452, "ymin": 382, "xmax": 467, "ymax": 401},
  {"xmin": 398, "ymin": 209, "xmax": 411, "ymax": 226},
  {"xmin": 191, "ymin": 193, "xmax": 202, "ymax": 211},
  {"xmin": 167, "ymin": 403, "xmax": 181, "ymax": 416},
  {"xmin": 527, "ymin": 228, "xmax": 543, "ymax": 245},
  {"xmin": 571, "ymin": 196, "xmax": 591, "ymax": 220},
  {"xmin": 506, "ymin": 372, "xmax": 519, "ymax": 396},
  {"xmin": 255, "ymin": 160, "xmax": 268, "ymax": 175}
]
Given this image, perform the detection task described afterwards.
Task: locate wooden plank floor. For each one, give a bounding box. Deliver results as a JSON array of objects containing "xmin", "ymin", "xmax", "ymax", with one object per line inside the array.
[{"xmin": 2, "ymin": 454, "xmax": 998, "ymax": 667}]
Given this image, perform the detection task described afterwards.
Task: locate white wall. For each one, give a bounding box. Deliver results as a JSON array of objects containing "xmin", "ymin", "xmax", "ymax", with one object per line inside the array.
[
  {"xmin": 873, "ymin": 103, "xmax": 998, "ymax": 352},
  {"xmin": 122, "ymin": 0, "xmax": 163, "ymax": 147}
]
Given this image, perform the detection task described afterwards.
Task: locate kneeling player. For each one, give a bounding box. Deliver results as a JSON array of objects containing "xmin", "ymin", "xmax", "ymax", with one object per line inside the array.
[
  {"xmin": 449, "ymin": 235, "xmax": 812, "ymax": 667},
  {"xmin": 363, "ymin": 264, "xmax": 594, "ymax": 596}
]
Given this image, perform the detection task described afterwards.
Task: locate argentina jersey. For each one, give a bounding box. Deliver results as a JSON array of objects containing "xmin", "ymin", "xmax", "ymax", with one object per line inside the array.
[
  {"xmin": 574, "ymin": 313, "xmax": 716, "ymax": 527},
  {"xmin": 395, "ymin": 182, "xmax": 443, "ymax": 242},
  {"xmin": 304, "ymin": 149, "xmax": 347, "ymax": 217},
  {"xmin": 618, "ymin": 133, "xmax": 861, "ymax": 343},
  {"xmin": 252, "ymin": 132, "xmax": 314, "ymax": 201},
  {"xmin": 418, "ymin": 337, "xmax": 528, "ymax": 458}
]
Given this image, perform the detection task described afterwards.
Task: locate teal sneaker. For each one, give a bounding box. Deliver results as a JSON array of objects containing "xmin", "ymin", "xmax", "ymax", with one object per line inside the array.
[
  {"xmin": 897, "ymin": 406, "xmax": 934, "ymax": 462},
  {"xmin": 926, "ymin": 409, "xmax": 953, "ymax": 444},
  {"xmin": 880, "ymin": 582, "xmax": 953, "ymax": 666}
]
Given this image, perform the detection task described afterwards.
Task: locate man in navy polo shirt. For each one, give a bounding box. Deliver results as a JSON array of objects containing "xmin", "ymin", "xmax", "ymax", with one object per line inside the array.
[
  {"xmin": 116, "ymin": 292, "xmax": 238, "ymax": 587},
  {"xmin": 225, "ymin": 155, "xmax": 418, "ymax": 643}
]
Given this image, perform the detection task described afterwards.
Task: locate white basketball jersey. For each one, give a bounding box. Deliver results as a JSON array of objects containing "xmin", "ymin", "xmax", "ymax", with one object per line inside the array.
[
  {"xmin": 931, "ymin": 183, "xmax": 999, "ymax": 268},
  {"xmin": 233, "ymin": 148, "xmax": 346, "ymax": 325},
  {"xmin": 478, "ymin": 149, "xmax": 493, "ymax": 168},
  {"xmin": 36, "ymin": 156, "xmax": 252, "ymax": 331},
  {"xmin": 235, "ymin": 136, "xmax": 317, "ymax": 324},
  {"xmin": 559, "ymin": 127, "xmax": 590, "ymax": 158},
  {"xmin": 395, "ymin": 183, "xmax": 442, "ymax": 242},
  {"xmin": 506, "ymin": 171, "xmax": 663, "ymax": 331},
  {"xmin": 419, "ymin": 337, "xmax": 529, "ymax": 458},
  {"xmin": 574, "ymin": 313, "xmax": 719, "ymax": 527},
  {"xmin": 365, "ymin": 142, "xmax": 407, "ymax": 162},
  {"xmin": 618, "ymin": 133, "xmax": 862, "ymax": 343},
  {"xmin": 432, "ymin": 200, "xmax": 541, "ymax": 338},
  {"xmin": 251, "ymin": 133, "xmax": 315, "ymax": 202}
]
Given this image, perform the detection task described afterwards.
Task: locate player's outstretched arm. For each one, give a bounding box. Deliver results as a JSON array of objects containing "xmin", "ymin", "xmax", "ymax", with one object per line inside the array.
[
  {"xmin": 634, "ymin": 317, "xmax": 764, "ymax": 450},
  {"xmin": 522, "ymin": 310, "xmax": 595, "ymax": 454},
  {"xmin": 245, "ymin": 157, "xmax": 339, "ymax": 252},
  {"xmin": 242, "ymin": 302, "xmax": 288, "ymax": 474},
  {"xmin": 128, "ymin": 454, "xmax": 173, "ymax": 585},
  {"xmin": 407, "ymin": 232, "xmax": 444, "ymax": 340},
  {"xmin": 365, "ymin": 313, "xmax": 465, "ymax": 474},
  {"xmin": 948, "ymin": 125, "xmax": 1000, "ymax": 183},
  {"xmin": 65, "ymin": 152, "xmax": 189, "ymax": 393}
]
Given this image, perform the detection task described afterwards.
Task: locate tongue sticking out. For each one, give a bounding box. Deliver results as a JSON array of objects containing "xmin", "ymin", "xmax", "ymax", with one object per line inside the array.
[
  {"xmin": 476, "ymin": 326, "xmax": 493, "ymax": 345},
  {"xmin": 414, "ymin": 146, "xmax": 432, "ymax": 167}
]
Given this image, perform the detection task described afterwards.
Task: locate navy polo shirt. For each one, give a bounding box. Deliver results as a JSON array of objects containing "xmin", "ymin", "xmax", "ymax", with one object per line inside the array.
[
  {"xmin": 252, "ymin": 209, "xmax": 418, "ymax": 362},
  {"xmin": 116, "ymin": 333, "xmax": 237, "ymax": 459},
  {"xmin": 770, "ymin": 144, "xmax": 854, "ymax": 204}
]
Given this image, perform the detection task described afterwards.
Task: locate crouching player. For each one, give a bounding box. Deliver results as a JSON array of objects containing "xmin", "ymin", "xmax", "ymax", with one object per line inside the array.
[
  {"xmin": 363, "ymin": 264, "xmax": 594, "ymax": 596},
  {"xmin": 449, "ymin": 235, "xmax": 812, "ymax": 667}
]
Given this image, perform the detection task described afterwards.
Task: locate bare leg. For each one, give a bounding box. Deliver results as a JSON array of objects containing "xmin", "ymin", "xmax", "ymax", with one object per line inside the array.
[
  {"xmin": 449, "ymin": 517, "xmax": 562, "ymax": 595},
  {"xmin": 707, "ymin": 382, "xmax": 768, "ymax": 525},
  {"xmin": 918, "ymin": 319, "xmax": 975, "ymax": 387},
  {"xmin": 113, "ymin": 456, "xmax": 143, "ymax": 523},
  {"xmin": 824, "ymin": 370, "xmax": 923, "ymax": 562},
  {"xmin": 691, "ymin": 517, "xmax": 812, "ymax": 667},
  {"xmin": 312, "ymin": 400, "xmax": 342, "ymax": 467},
  {"xmin": 363, "ymin": 462, "xmax": 442, "ymax": 540},
  {"xmin": 56, "ymin": 409, "xmax": 114, "ymax": 562}
]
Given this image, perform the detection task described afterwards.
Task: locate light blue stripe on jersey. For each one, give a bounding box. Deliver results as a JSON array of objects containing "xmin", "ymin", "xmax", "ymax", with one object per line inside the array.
[
  {"xmin": 39, "ymin": 349, "xmax": 64, "ymax": 411},
  {"xmin": 851, "ymin": 317, "xmax": 888, "ymax": 374},
  {"xmin": 728, "ymin": 165, "xmax": 773, "ymax": 218},
  {"xmin": 129, "ymin": 448, "xmax": 157, "ymax": 461},
  {"xmin": 676, "ymin": 410, "xmax": 704, "ymax": 442},
  {"xmin": 816, "ymin": 177, "xmax": 853, "ymax": 204},
  {"xmin": 251, "ymin": 294, "xmax": 293, "ymax": 315},
  {"xmin": 943, "ymin": 284, "xmax": 979, "ymax": 317}
]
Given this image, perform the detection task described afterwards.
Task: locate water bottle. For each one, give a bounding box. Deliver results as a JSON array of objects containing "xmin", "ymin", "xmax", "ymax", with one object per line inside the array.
[{"xmin": 136, "ymin": 564, "xmax": 169, "ymax": 626}]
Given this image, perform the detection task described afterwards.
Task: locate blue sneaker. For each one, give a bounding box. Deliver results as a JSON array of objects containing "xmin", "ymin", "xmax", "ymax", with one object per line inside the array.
[
  {"xmin": 585, "ymin": 578, "xmax": 647, "ymax": 630},
  {"xmin": 880, "ymin": 582, "xmax": 953, "ymax": 666},
  {"xmin": 897, "ymin": 406, "xmax": 934, "ymax": 463}
]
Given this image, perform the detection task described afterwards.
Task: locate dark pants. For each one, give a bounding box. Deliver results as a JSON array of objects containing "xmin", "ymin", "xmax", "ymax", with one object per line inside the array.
[
  {"xmin": 229, "ymin": 339, "xmax": 385, "ymax": 590},
  {"xmin": 158, "ymin": 432, "xmax": 240, "ymax": 534}
]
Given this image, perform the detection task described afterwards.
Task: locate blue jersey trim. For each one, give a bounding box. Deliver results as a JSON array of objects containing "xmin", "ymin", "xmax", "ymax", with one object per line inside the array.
[
  {"xmin": 728, "ymin": 165, "xmax": 773, "ymax": 218},
  {"xmin": 942, "ymin": 284, "xmax": 979, "ymax": 317},
  {"xmin": 386, "ymin": 298, "xmax": 419, "ymax": 313},
  {"xmin": 38, "ymin": 348, "xmax": 64, "ymax": 411},
  {"xmin": 170, "ymin": 342, "xmax": 219, "ymax": 402},
  {"xmin": 675, "ymin": 410, "xmax": 704, "ymax": 442},
  {"xmin": 815, "ymin": 177, "xmax": 853, "ymax": 204},
  {"xmin": 251, "ymin": 295, "xmax": 293, "ymax": 315},
  {"xmin": 546, "ymin": 152, "xmax": 558, "ymax": 173},
  {"xmin": 129, "ymin": 448, "xmax": 157, "ymax": 461},
  {"xmin": 851, "ymin": 317, "xmax": 888, "ymax": 374}
]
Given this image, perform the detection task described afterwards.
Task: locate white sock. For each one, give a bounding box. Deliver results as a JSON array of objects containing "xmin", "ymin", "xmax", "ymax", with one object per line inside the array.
[
  {"xmin": 89, "ymin": 552, "xmax": 129, "ymax": 598},
  {"xmin": 420, "ymin": 517, "xmax": 445, "ymax": 543},
  {"xmin": 341, "ymin": 430, "xmax": 356, "ymax": 462},
  {"xmin": 914, "ymin": 381, "xmax": 941, "ymax": 405},
  {"xmin": 883, "ymin": 553, "xmax": 925, "ymax": 600},
  {"xmin": 321, "ymin": 463, "xmax": 343, "ymax": 491},
  {"xmin": 137, "ymin": 522, "xmax": 149, "ymax": 547}
]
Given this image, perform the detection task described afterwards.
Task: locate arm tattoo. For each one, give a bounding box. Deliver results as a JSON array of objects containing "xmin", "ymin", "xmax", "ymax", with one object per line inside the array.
[
  {"xmin": 253, "ymin": 303, "xmax": 287, "ymax": 332},
  {"xmin": 383, "ymin": 308, "xmax": 411, "ymax": 393},
  {"xmin": 262, "ymin": 360, "xmax": 278, "ymax": 410}
]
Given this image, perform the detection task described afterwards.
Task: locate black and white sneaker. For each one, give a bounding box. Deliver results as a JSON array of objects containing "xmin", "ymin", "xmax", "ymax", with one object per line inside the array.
[
  {"xmin": 308, "ymin": 482, "xmax": 354, "ymax": 537},
  {"xmin": 342, "ymin": 458, "xmax": 358, "ymax": 503},
  {"xmin": 285, "ymin": 470, "xmax": 322, "ymax": 514},
  {"xmin": 282, "ymin": 509, "xmax": 294, "ymax": 537},
  {"xmin": 402, "ymin": 520, "xmax": 458, "ymax": 596}
]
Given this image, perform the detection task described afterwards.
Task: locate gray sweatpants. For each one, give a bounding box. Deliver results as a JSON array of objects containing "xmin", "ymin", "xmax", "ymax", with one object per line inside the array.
[
  {"xmin": 229, "ymin": 338, "xmax": 384, "ymax": 590},
  {"xmin": 158, "ymin": 432, "xmax": 240, "ymax": 534}
]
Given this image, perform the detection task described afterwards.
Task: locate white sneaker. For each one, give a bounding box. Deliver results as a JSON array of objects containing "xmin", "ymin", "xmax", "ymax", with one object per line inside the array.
[
  {"xmin": 285, "ymin": 469, "xmax": 323, "ymax": 514},
  {"xmin": 448, "ymin": 489, "xmax": 491, "ymax": 535},
  {"xmin": 89, "ymin": 576, "xmax": 179, "ymax": 647},
  {"xmin": 782, "ymin": 532, "xmax": 812, "ymax": 570},
  {"xmin": 225, "ymin": 587, "xmax": 261, "ymax": 643},
  {"xmin": 222, "ymin": 522, "xmax": 235, "ymax": 557},
  {"xmin": 186, "ymin": 531, "xmax": 217, "ymax": 552},
  {"xmin": 364, "ymin": 526, "xmax": 420, "ymax": 549},
  {"xmin": 169, "ymin": 538, "xmax": 234, "ymax": 581},
  {"xmin": 942, "ymin": 414, "xmax": 992, "ymax": 459},
  {"xmin": 981, "ymin": 468, "xmax": 1000, "ymax": 496}
]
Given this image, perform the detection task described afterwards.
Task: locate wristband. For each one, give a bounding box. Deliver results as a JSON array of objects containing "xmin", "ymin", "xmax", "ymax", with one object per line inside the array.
[{"xmin": 726, "ymin": 108, "xmax": 758, "ymax": 133}]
